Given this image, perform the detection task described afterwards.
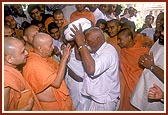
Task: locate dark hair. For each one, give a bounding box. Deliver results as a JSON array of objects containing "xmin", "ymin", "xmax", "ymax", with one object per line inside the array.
[
  {"xmin": 48, "ymin": 22, "xmax": 59, "ymax": 33},
  {"xmin": 53, "ymin": 9, "xmax": 63, "ymax": 15},
  {"xmin": 145, "ymin": 14, "xmax": 154, "ymax": 21},
  {"xmin": 21, "ymin": 21, "xmax": 31, "ymax": 29},
  {"xmin": 114, "ymin": 4, "xmax": 122, "ymax": 17},
  {"xmin": 120, "ymin": 20, "xmax": 136, "ymax": 31},
  {"xmin": 27, "ymin": 4, "xmax": 41, "ymax": 14},
  {"xmin": 96, "ymin": 19, "xmax": 107, "ymax": 27},
  {"xmin": 107, "ymin": 19, "xmax": 120, "ymax": 26}
]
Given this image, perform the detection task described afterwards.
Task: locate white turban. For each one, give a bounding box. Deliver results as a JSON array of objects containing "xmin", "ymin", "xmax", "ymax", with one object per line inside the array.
[{"xmin": 64, "ymin": 18, "xmax": 92, "ymax": 41}]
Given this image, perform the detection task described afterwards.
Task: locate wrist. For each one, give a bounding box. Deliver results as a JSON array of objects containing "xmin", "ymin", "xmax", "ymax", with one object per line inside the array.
[
  {"xmin": 150, "ymin": 64, "xmax": 155, "ymax": 71},
  {"xmin": 78, "ymin": 45, "xmax": 87, "ymax": 51}
]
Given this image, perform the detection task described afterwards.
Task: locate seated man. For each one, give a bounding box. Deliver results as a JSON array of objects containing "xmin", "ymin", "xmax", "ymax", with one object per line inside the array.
[{"xmin": 22, "ymin": 32, "xmax": 74, "ymax": 111}]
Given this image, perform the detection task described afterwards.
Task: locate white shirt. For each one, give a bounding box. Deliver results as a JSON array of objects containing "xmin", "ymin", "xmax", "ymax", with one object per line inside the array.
[
  {"xmin": 141, "ymin": 28, "xmax": 155, "ymax": 40},
  {"xmin": 93, "ymin": 8, "xmax": 105, "ymax": 22},
  {"xmin": 81, "ymin": 42, "xmax": 120, "ymax": 103},
  {"xmin": 130, "ymin": 40, "xmax": 164, "ymax": 111},
  {"xmin": 14, "ymin": 11, "xmax": 32, "ymax": 28}
]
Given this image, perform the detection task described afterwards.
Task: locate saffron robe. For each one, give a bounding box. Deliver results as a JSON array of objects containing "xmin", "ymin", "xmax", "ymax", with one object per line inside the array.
[
  {"xmin": 22, "ymin": 51, "xmax": 74, "ymax": 111},
  {"xmin": 119, "ymin": 41, "xmax": 149, "ymax": 110}
]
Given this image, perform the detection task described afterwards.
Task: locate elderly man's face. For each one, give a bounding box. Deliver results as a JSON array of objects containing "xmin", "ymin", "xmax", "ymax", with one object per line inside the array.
[{"xmin": 12, "ymin": 41, "xmax": 28, "ymax": 65}]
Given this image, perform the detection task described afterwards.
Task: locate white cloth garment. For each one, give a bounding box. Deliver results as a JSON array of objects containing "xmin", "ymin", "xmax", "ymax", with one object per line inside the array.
[
  {"xmin": 81, "ymin": 42, "xmax": 120, "ymax": 111},
  {"xmin": 64, "ymin": 18, "xmax": 92, "ymax": 41},
  {"xmin": 92, "ymin": 8, "xmax": 105, "ymax": 22},
  {"xmin": 14, "ymin": 11, "xmax": 32, "ymax": 28},
  {"xmin": 65, "ymin": 48, "xmax": 91, "ymax": 111},
  {"xmin": 130, "ymin": 40, "xmax": 164, "ymax": 111},
  {"xmin": 141, "ymin": 28, "xmax": 155, "ymax": 40}
]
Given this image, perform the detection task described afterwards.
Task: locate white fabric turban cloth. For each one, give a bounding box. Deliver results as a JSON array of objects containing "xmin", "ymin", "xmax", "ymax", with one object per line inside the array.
[{"xmin": 64, "ymin": 18, "xmax": 92, "ymax": 41}]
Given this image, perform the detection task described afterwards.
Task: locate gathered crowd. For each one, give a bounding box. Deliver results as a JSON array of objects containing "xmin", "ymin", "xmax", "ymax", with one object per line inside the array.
[{"xmin": 4, "ymin": 4, "xmax": 164, "ymax": 111}]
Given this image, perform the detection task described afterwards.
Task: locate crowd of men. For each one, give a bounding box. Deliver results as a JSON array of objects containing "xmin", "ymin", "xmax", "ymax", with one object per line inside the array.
[{"xmin": 4, "ymin": 4, "xmax": 164, "ymax": 111}]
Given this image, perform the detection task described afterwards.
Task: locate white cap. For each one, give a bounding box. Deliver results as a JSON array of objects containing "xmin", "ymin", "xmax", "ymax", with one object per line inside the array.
[{"xmin": 64, "ymin": 18, "xmax": 92, "ymax": 41}]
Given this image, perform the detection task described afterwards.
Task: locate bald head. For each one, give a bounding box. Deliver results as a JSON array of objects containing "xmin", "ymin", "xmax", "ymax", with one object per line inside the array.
[
  {"xmin": 4, "ymin": 37, "xmax": 23, "ymax": 56},
  {"xmin": 23, "ymin": 25, "xmax": 39, "ymax": 44},
  {"xmin": 4, "ymin": 37, "xmax": 28, "ymax": 67},
  {"xmin": 24, "ymin": 25, "xmax": 39, "ymax": 36},
  {"xmin": 33, "ymin": 32, "xmax": 53, "ymax": 58},
  {"xmin": 33, "ymin": 32, "xmax": 52, "ymax": 47}
]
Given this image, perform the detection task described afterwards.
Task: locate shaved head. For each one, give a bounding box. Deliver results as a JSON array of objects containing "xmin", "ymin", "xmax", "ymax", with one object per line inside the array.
[
  {"xmin": 23, "ymin": 25, "xmax": 39, "ymax": 44},
  {"xmin": 24, "ymin": 25, "xmax": 39, "ymax": 36},
  {"xmin": 4, "ymin": 37, "xmax": 28, "ymax": 67},
  {"xmin": 33, "ymin": 32, "xmax": 52, "ymax": 48},
  {"xmin": 33, "ymin": 32, "xmax": 53, "ymax": 58},
  {"xmin": 4, "ymin": 37, "xmax": 23, "ymax": 56}
]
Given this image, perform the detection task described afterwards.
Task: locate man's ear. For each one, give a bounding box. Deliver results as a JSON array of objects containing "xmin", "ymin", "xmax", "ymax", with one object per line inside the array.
[
  {"xmin": 22, "ymin": 36, "xmax": 27, "ymax": 41},
  {"xmin": 5, "ymin": 55, "xmax": 14, "ymax": 64},
  {"xmin": 38, "ymin": 46, "xmax": 42, "ymax": 53}
]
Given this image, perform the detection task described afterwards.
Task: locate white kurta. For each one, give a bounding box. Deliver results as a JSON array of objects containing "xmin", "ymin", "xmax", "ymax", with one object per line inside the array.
[
  {"xmin": 130, "ymin": 40, "xmax": 164, "ymax": 111},
  {"xmin": 81, "ymin": 42, "xmax": 120, "ymax": 111}
]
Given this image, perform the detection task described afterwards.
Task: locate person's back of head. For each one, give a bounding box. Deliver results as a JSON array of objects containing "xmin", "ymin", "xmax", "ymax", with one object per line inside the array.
[
  {"xmin": 120, "ymin": 20, "xmax": 136, "ymax": 32},
  {"xmin": 23, "ymin": 25, "xmax": 39, "ymax": 45}
]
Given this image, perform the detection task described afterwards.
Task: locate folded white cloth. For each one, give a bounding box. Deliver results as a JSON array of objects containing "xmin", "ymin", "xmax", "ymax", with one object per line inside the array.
[{"xmin": 64, "ymin": 18, "xmax": 92, "ymax": 41}]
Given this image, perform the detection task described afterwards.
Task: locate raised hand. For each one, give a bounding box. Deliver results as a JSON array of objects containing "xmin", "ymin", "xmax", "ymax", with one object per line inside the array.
[
  {"xmin": 62, "ymin": 43, "xmax": 71, "ymax": 62},
  {"xmin": 138, "ymin": 52, "xmax": 154, "ymax": 69},
  {"xmin": 70, "ymin": 24, "xmax": 85, "ymax": 46}
]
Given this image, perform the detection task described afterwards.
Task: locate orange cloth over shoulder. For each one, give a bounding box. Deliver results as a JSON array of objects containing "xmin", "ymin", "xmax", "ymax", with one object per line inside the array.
[
  {"xmin": 120, "ymin": 41, "xmax": 150, "ymax": 93},
  {"xmin": 4, "ymin": 65, "xmax": 42, "ymax": 111},
  {"xmin": 119, "ymin": 41, "xmax": 150, "ymax": 111},
  {"xmin": 134, "ymin": 33, "xmax": 154, "ymax": 47},
  {"xmin": 22, "ymin": 51, "xmax": 74, "ymax": 111},
  {"xmin": 70, "ymin": 9, "xmax": 96, "ymax": 25},
  {"xmin": 106, "ymin": 36, "xmax": 121, "ymax": 54}
]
